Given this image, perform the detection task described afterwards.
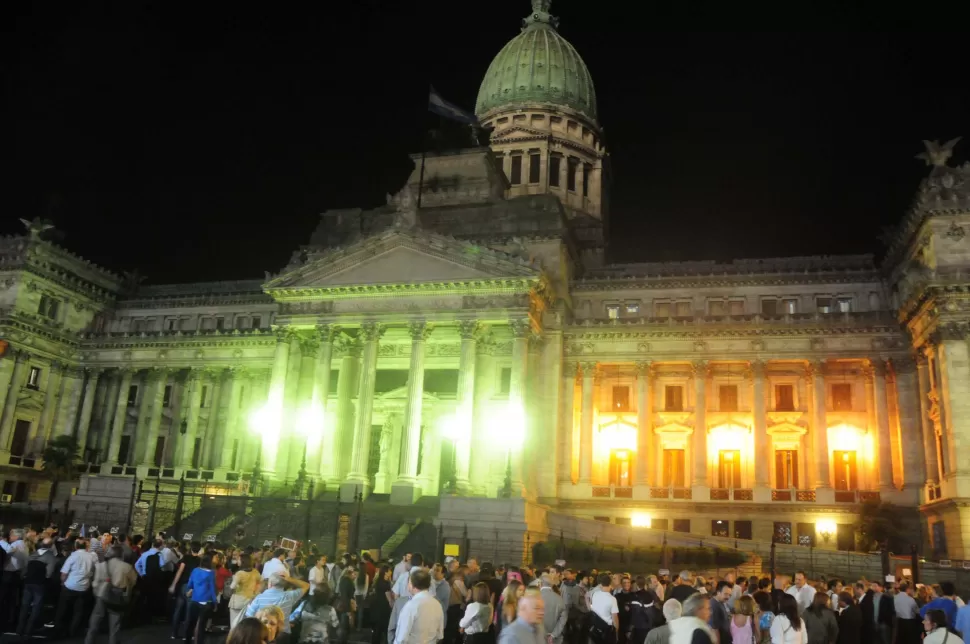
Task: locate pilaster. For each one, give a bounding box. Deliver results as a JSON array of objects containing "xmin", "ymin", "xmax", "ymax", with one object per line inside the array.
[
  {"xmin": 559, "ymin": 361, "xmax": 578, "ymax": 485},
  {"xmin": 892, "ymin": 356, "xmax": 926, "ymax": 492},
  {"xmin": 634, "ymin": 361, "xmax": 652, "ymax": 490},
  {"xmin": 691, "ymin": 360, "xmax": 708, "ymax": 488},
  {"xmin": 916, "ymin": 352, "xmax": 941, "ymax": 491},
  {"xmin": 868, "ymin": 359, "xmax": 895, "ymax": 492},
  {"xmin": 809, "ymin": 360, "xmax": 831, "ymax": 491},
  {"xmin": 751, "ymin": 360, "xmax": 770, "ymax": 490},
  {"xmin": 132, "ymin": 370, "xmax": 155, "ymax": 465},
  {"xmin": 218, "ymin": 367, "xmax": 246, "ymax": 471},
  {"xmin": 577, "ymin": 361, "xmax": 597, "ymax": 487}
]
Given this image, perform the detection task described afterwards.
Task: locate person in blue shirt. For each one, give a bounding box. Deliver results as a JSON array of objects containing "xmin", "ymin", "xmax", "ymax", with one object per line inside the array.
[
  {"xmin": 134, "ymin": 538, "xmax": 163, "ymax": 577},
  {"xmin": 183, "ymin": 554, "xmax": 217, "ymax": 644},
  {"xmin": 920, "ymin": 581, "xmax": 960, "ymax": 630}
]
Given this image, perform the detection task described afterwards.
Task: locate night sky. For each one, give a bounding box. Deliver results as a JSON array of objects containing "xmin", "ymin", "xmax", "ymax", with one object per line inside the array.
[{"xmin": 3, "ymin": 2, "xmax": 968, "ymax": 284}]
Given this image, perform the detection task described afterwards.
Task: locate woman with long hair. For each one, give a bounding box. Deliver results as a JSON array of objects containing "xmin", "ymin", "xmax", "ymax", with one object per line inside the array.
[
  {"xmin": 370, "ymin": 565, "xmax": 394, "ymax": 644},
  {"xmin": 802, "ymin": 592, "xmax": 838, "ymax": 644},
  {"xmin": 731, "ymin": 594, "xmax": 760, "ymax": 644},
  {"xmin": 230, "ymin": 554, "xmax": 263, "ymax": 629},
  {"xmin": 228, "ymin": 617, "xmax": 270, "ymax": 644},
  {"xmin": 461, "ymin": 582, "xmax": 495, "ymax": 644},
  {"xmin": 769, "ymin": 594, "xmax": 807, "ymax": 644},
  {"xmin": 498, "ymin": 580, "xmax": 525, "ymax": 632},
  {"xmin": 255, "ymin": 606, "xmax": 286, "ymax": 644},
  {"xmin": 753, "ymin": 590, "xmax": 775, "ymax": 644}
]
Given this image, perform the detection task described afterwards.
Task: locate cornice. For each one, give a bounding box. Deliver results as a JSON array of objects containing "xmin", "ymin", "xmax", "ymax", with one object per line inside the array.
[
  {"xmin": 78, "ymin": 327, "xmax": 277, "ymax": 350},
  {"xmin": 573, "ymin": 273, "xmax": 881, "ymax": 292},
  {"xmin": 119, "ymin": 294, "xmax": 273, "ymax": 309},
  {"xmin": 266, "ymin": 278, "xmax": 541, "ymax": 301},
  {"xmin": 0, "ymin": 311, "xmax": 81, "ymax": 349}
]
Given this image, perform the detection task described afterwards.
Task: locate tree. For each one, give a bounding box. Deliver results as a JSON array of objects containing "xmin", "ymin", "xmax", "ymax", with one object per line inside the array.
[
  {"xmin": 42, "ymin": 435, "xmax": 80, "ymax": 525},
  {"xmin": 856, "ymin": 500, "xmax": 907, "ymax": 552}
]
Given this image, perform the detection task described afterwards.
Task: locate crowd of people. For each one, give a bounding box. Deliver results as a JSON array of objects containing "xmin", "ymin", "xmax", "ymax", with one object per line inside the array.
[{"xmin": 2, "ymin": 523, "xmax": 969, "ymax": 644}]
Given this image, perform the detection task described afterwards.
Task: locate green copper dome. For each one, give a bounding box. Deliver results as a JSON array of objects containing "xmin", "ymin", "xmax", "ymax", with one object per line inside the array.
[{"xmin": 476, "ymin": 0, "xmax": 597, "ymax": 122}]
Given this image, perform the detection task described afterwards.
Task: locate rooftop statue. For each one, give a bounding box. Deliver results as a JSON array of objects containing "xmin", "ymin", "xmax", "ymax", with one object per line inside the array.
[
  {"xmin": 19, "ymin": 217, "xmax": 55, "ymax": 241},
  {"xmin": 916, "ymin": 137, "xmax": 962, "ymax": 168}
]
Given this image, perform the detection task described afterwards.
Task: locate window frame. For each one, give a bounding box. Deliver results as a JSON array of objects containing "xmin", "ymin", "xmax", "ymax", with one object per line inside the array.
[{"xmin": 26, "ymin": 366, "xmax": 42, "ymax": 390}]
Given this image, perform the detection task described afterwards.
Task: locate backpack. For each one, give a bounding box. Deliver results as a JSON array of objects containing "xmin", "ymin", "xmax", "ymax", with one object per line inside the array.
[
  {"xmin": 98, "ymin": 560, "xmax": 130, "ymax": 609},
  {"xmin": 145, "ymin": 551, "xmax": 161, "ymax": 578}
]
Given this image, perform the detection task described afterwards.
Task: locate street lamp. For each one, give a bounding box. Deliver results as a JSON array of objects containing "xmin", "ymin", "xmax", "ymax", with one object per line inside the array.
[
  {"xmin": 492, "ymin": 404, "xmax": 524, "ymax": 498},
  {"xmin": 817, "ymin": 519, "xmax": 836, "ymax": 544}
]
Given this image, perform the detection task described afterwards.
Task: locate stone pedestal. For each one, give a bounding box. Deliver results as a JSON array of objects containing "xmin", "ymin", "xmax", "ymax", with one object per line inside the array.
[
  {"xmin": 339, "ymin": 481, "xmax": 368, "ymax": 503},
  {"xmin": 390, "ymin": 481, "xmax": 422, "ymax": 506},
  {"xmin": 632, "ymin": 484, "xmax": 651, "ymax": 500},
  {"xmin": 436, "ymin": 496, "xmax": 549, "ymax": 565},
  {"xmin": 815, "ymin": 487, "xmax": 835, "ymax": 504},
  {"xmin": 752, "ymin": 486, "xmax": 772, "ymax": 503}
]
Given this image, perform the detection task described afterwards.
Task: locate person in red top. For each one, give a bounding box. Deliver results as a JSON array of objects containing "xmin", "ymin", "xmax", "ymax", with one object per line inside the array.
[
  {"xmin": 213, "ymin": 552, "xmax": 233, "ymax": 623},
  {"xmin": 361, "ymin": 551, "xmax": 377, "ymax": 584}
]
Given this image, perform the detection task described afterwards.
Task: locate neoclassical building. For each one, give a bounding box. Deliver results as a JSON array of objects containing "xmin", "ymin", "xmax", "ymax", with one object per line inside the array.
[{"xmin": 2, "ymin": 0, "xmax": 970, "ymax": 557}]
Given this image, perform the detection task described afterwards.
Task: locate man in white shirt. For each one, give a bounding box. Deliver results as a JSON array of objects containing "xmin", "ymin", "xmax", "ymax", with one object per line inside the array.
[
  {"xmin": 54, "ymin": 539, "xmax": 95, "ymax": 638},
  {"xmin": 590, "ymin": 573, "xmax": 619, "ymax": 633},
  {"xmin": 393, "ymin": 553, "xmax": 412, "ymax": 584},
  {"xmin": 262, "ymin": 548, "xmax": 290, "ymax": 580},
  {"xmin": 1, "ymin": 529, "xmax": 29, "ymax": 630},
  {"xmin": 785, "ymin": 571, "xmax": 816, "ymax": 613},
  {"xmin": 393, "ymin": 568, "xmax": 444, "ymax": 644},
  {"xmin": 394, "ymin": 553, "xmax": 426, "ymax": 598}
]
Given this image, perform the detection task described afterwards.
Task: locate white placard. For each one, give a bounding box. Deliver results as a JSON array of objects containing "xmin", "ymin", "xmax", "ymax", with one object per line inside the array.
[
  {"xmin": 109, "ymin": 527, "xmax": 119, "ymax": 535},
  {"xmin": 263, "ymin": 540, "xmax": 273, "ymax": 547},
  {"xmin": 963, "ymin": 562, "xmax": 970, "ymax": 570},
  {"xmin": 554, "ymin": 559, "xmax": 566, "ymax": 567},
  {"xmin": 183, "ymin": 533, "xmax": 193, "ymax": 541},
  {"xmin": 206, "ymin": 535, "xmax": 216, "ymax": 543},
  {"xmin": 940, "ymin": 559, "xmax": 952, "ymax": 568},
  {"xmin": 89, "ymin": 525, "xmax": 98, "ymax": 532},
  {"xmin": 903, "ymin": 568, "xmax": 912, "ymax": 576},
  {"xmin": 885, "ymin": 575, "xmax": 896, "ymax": 583},
  {"xmin": 68, "ymin": 523, "xmax": 78, "ymax": 530},
  {"xmin": 659, "ymin": 569, "xmax": 670, "ymax": 576}
]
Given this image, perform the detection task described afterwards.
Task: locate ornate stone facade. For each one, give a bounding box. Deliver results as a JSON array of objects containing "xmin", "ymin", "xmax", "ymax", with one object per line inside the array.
[{"xmin": 1, "ymin": 1, "xmax": 969, "ymax": 559}]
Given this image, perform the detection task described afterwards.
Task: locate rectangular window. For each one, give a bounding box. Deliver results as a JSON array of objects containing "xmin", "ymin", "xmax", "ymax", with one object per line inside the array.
[
  {"xmin": 775, "ymin": 384, "xmax": 794, "ymax": 411},
  {"xmin": 582, "ymin": 164, "xmax": 590, "ymax": 196},
  {"xmin": 567, "ymin": 157, "xmax": 578, "ymax": 191},
  {"xmin": 549, "ymin": 155, "xmax": 561, "ymax": 187},
  {"xmin": 718, "ymin": 450, "xmax": 741, "ymax": 488},
  {"xmin": 674, "ymin": 301, "xmax": 692, "ymax": 317},
  {"xmin": 10, "ymin": 420, "xmax": 31, "ymax": 457},
  {"xmin": 729, "ymin": 300, "xmax": 745, "ymax": 315},
  {"xmin": 235, "ymin": 316, "xmax": 248, "ymax": 329},
  {"xmin": 708, "ymin": 300, "xmax": 726, "ymax": 316},
  {"xmin": 26, "ymin": 367, "xmax": 41, "ymax": 390},
  {"xmin": 251, "ymin": 316, "xmax": 262, "ymax": 328},
  {"xmin": 529, "ymin": 153, "xmax": 541, "ymax": 184},
  {"xmin": 230, "ymin": 439, "xmax": 239, "ymax": 470},
  {"xmin": 498, "ymin": 367, "xmax": 512, "ymax": 394},
  {"xmin": 215, "ymin": 317, "xmax": 225, "ymax": 331},
  {"xmin": 837, "ymin": 297, "xmax": 852, "ymax": 313},
  {"xmin": 153, "ymin": 437, "xmax": 166, "ymax": 467},
  {"xmin": 797, "ymin": 522, "xmax": 816, "ymax": 547},
  {"xmin": 711, "ymin": 520, "xmax": 730, "ymax": 538},
  {"xmin": 200, "ymin": 386, "xmax": 209, "ymax": 408},
  {"xmin": 38, "ymin": 295, "xmax": 59, "ymax": 319},
  {"xmin": 606, "ymin": 305, "xmax": 620, "ymax": 319},
  {"xmin": 510, "ymin": 155, "xmax": 522, "ymax": 185},
  {"xmin": 673, "ymin": 519, "xmax": 691, "ymax": 533},
  {"xmin": 192, "ymin": 438, "xmax": 202, "ymax": 469},
  {"xmin": 609, "ymin": 449, "xmax": 631, "ymax": 487},
  {"xmin": 652, "ymin": 518, "xmax": 669, "ymax": 531},
  {"xmin": 783, "ymin": 298, "xmax": 798, "ymax": 314},
  {"xmin": 612, "ymin": 386, "xmax": 630, "ymax": 412},
  {"xmin": 662, "ymin": 449, "xmax": 686, "ymax": 487},
  {"xmin": 775, "ymin": 449, "xmax": 799, "ymax": 488},
  {"xmin": 761, "ymin": 299, "xmax": 778, "ymax": 316},
  {"xmin": 127, "ymin": 385, "xmax": 138, "ymax": 407},
  {"xmin": 832, "ymin": 383, "xmax": 852, "ymax": 411},
  {"xmin": 201, "ymin": 318, "xmax": 215, "ymax": 330},
  {"xmin": 654, "ymin": 301, "xmax": 671, "ymax": 318},
  {"xmin": 664, "ymin": 385, "xmax": 684, "ymax": 412},
  {"xmin": 163, "ymin": 385, "xmax": 173, "ymax": 407},
  {"xmin": 166, "ymin": 318, "xmax": 179, "ymax": 331},
  {"xmin": 833, "ymin": 450, "xmax": 858, "ymax": 491},
  {"xmin": 719, "ymin": 385, "xmax": 738, "ymax": 412},
  {"xmin": 816, "ymin": 297, "xmax": 833, "ymax": 313},
  {"xmin": 773, "ymin": 522, "xmax": 793, "ymax": 545},
  {"xmin": 13, "ymin": 481, "xmax": 28, "ymax": 503},
  {"xmin": 118, "ymin": 435, "xmax": 132, "ymax": 465},
  {"xmin": 625, "ymin": 302, "xmax": 639, "ymax": 314},
  {"xmin": 734, "ymin": 520, "xmax": 753, "ymax": 540}
]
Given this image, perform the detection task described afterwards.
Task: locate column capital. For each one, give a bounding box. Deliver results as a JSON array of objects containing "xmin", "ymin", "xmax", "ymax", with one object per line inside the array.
[
  {"xmin": 635, "ymin": 360, "xmax": 653, "ymax": 377},
  {"xmin": 456, "ymin": 319, "xmax": 485, "ymax": 341},
  {"xmin": 563, "ymin": 361, "xmax": 580, "ymax": 379},
  {"xmin": 298, "ymin": 333, "xmax": 320, "ymax": 358},
  {"xmin": 271, "ymin": 325, "xmax": 293, "ymax": 343},
  {"xmin": 748, "ymin": 359, "xmax": 766, "ymax": 379},
  {"xmin": 508, "ymin": 317, "xmax": 532, "ymax": 338},
  {"xmin": 359, "ymin": 321, "xmax": 386, "ymax": 342},
  {"xmin": 527, "ymin": 332, "xmax": 544, "ymax": 353},
  {"xmin": 407, "ymin": 321, "xmax": 433, "ymax": 341},
  {"xmin": 806, "ymin": 359, "xmax": 826, "ymax": 379},
  {"xmin": 916, "ymin": 351, "xmax": 930, "ymax": 367},
  {"xmin": 48, "ymin": 361, "xmax": 65, "ymax": 375},
  {"xmin": 147, "ymin": 366, "xmax": 172, "ymax": 381},
  {"xmin": 891, "ymin": 355, "xmax": 917, "ymax": 374},
  {"xmin": 84, "ymin": 366, "xmax": 105, "ymax": 377},
  {"xmin": 186, "ymin": 367, "xmax": 205, "ymax": 383},
  {"xmin": 117, "ymin": 366, "xmax": 138, "ymax": 377},
  {"xmin": 690, "ymin": 360, "xmax": 710, "ymax": 379},
  {"xmin": 317, "ymin": 324, "xmax": 341, "ymax": 343},
  {"xmin": 5, "ymin": 347, "xmax": 29, "ymax": 363},
  {"xmin": 579, "ymin": 361, "xmax": 600, "ymax": 379},
  {"xmin": 867, "ymin": 357, "xmax": 888, "ymax": 378}
]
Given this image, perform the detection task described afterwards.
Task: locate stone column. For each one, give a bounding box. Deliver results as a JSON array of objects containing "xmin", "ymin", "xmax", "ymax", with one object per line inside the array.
[
  {"xmin": 691, "ymin": 360, "xmax": 709, "ymax": 488},
  {"xmin": 870, "ymin": 359, "xmax": 895, "ymax": 491},
  {"xmin": 217, "ymin": 367, "xmax": 246, "ymax": 470},
  {"xmin": 33, "ymin": 362, "xmax": 64, "ymax": 453},
  {"xmin": 330, "ymin": 341, "xmax": 359, "ymax": 485},
  {"xmin": 107, "ymin": 368, "xmax": 135, "ymax": 464},
  {"xmin": 916, "ymin": 353, "xmax": 940, "ymax": 487},
  {"xmin": 507, "ymin": 318, "xmax": 530, "ymax": 496},
  {"xmin": 49, "ymin": 367, "xmax": 75, "ymax": 437},
  {"xmin": 635, "ymin": 361, "xmax": 652, "ymax": 487},
  {"xmin": 140, "ymin": 369, "xmax": 168, "ymax": 466},
  {"xmin": 178, "ymin": 369, "xmax": 204, "ymax": 468},
  {"xmin": 751, "ymin": 360, "xmax": 770, "ymax": 489},
  {"xmin": 76, "ymin": 368, "xmax": 103, "ymax": 451},
  {"xmin": 0, "ymin": 349, "xmax": 27, "ymax": 452},
  {"xmin": 308, "ymin": 325, "xmax": 337, "ymax": 477},
  {"xmin": 469, "ymin": 337, "xmax": 495, "ymax": 495},
  {"xmin": 810, "ymin": 360, "xmax": 831, "ymax": 489},
  {"xmin": 392, "ymin": 321, "xmax": 432, "ymax": 505},
  {"xmin": 97, "ymin": 371, "xmax": 122, "ymax": 461},
  {"xmin": 263, "ymin": 328, "xmax": 293, "ymax": 475},
  {"xmin": 132, "ymin": 370, "xmax": 154, "ymax": 464},
  {"xmin": 453, "ymin": 320, "xmax": 481, "ymax": 494},
  {"xmin": 344, "ymin": 322, "xmax": 383, "ymax": 500},
  {"xmin": 201, "ymin": 369, "xmax": 226, "ymax": 468},
  {"xmin": 559, "ymin": 361, "xmax": 578, "ymax": 484},
  {"xmin": 578, "ymin": 361, "xmax": 597, "ymax": 485},
  {"xmin": 893, "ymin": 357, "xmax": 925, "ymax": 490},
  {"xmin": 937, "ymin": 336, "xmax": 970, "ymax": 497}
]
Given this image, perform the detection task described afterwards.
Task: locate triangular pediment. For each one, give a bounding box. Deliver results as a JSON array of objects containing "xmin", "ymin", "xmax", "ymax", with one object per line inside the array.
[
  {"xmin": 265, "ymin": 230, "xmax": 540, "ymax": 292},
  {"xmin": 492, "ymin": 125, "xmax": 548, "ymax": 140}
]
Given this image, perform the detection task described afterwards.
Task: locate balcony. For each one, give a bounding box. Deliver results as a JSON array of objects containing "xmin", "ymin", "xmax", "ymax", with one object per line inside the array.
[{"xmin": 592, "ymin": 485, "xmax": 633, "ymax": 499}]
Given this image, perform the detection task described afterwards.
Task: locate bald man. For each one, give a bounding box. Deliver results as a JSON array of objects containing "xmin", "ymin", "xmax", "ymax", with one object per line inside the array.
[{"xmin": 499, "ymin": 591, "xmax": 547, "ymax": 644}]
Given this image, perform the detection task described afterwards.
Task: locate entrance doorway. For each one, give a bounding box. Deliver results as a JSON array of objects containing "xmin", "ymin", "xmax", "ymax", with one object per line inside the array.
[{"xmin": 609, "ymin": 449, "xmax": 631, "ymax": 487}]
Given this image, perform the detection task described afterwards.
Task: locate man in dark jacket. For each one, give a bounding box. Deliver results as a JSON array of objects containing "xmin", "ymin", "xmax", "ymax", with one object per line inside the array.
[
  {"xmin": 869, "ymin": 580, "xmax": 895, "ymax": 644},
  {"xmin": 628, "ymin": 582, "xmax": 663, "ymax": 644},
  {"xmin": 16, "ymin": 536, "xmax": 57, "ymax": 639},
  {"xmin": 836, "ymin": 591, "xmax": 863, "ymax": 644}
]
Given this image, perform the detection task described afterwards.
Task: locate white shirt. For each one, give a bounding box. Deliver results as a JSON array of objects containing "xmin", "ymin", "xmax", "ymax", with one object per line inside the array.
[
  {"xmin": 393, "ymin": 561, "xmax": 409, "ymax": 583},
  {"xmin": 393, "ymin": 590, "xmax": 444, "ymax": 644},
  {"xmin": 61, "ymin": 550, "xmax": 96, "ymax": 591},
  {"xmin": 768, "ymin": 614, "xmax": 808, "ymax": 644},
  {"xmin": 262, "ymin": 557, "xmax": 289, "ymax": 580},
  {"xmin": 309, "ymin": 565, "xmax": 325, "ymax": 594},
  {"xmin": 394, "ymin": 566, "xmax": 426, "ymax": 597},
  {"xmin": 1, "ymin": 539, "xmax": 28, "ymax": 572},
  {"xmin": 591, "ymin": 587, "xmax": 619, "ymax": 624},
  {"xmin": 924, "ymin": 629, "xmax": 965, "ymax": 644},
  {"xmin": 786, "ymin": 584, "xmax": 816, "ymax": 613}
]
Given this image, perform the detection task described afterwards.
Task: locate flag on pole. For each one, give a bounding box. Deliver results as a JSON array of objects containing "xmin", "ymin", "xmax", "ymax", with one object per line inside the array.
[{"xmin": 428, "ymin": 86, "xmax": 478, "ymax": 125}]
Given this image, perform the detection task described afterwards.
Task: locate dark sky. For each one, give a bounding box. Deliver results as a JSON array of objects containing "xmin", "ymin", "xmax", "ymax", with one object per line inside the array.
[{"xmin": 3, "ymin": 1, "xmax": 967, "ymax": 283}]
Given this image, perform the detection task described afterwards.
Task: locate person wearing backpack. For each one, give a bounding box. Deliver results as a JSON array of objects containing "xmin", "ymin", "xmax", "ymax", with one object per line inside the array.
[
  {"xmin": 85, "ymin": 544, "xmax": 137, "ymax": 644},
  {"xmin": 16, "ymin": 536, "xmax": 57, "ymax": 639}
]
